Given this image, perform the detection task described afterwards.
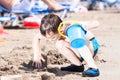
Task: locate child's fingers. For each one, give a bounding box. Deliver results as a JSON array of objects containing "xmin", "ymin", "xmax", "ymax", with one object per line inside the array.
[
  {"xmin": 32, "ymin": 61, "xmax": 42, "ymax": 69},
  {"xmin": 35, "ymin": 62, "xmax": 42, "ymax": 69}
]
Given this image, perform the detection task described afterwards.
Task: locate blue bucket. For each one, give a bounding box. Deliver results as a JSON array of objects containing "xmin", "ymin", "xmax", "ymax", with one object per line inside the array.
[{"xmin": 65, "ymin": 24, "xmax": 86, "ymax": 48}]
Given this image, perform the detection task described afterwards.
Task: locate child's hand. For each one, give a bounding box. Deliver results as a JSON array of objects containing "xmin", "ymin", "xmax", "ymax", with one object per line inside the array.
[
  {"xmin": 32, "ymin": 54, "xmax": 45, "ymax": 69},
  {"xmin": 31, "ymin": 60, "xmax": 42, "ymax": 69},
  {"xmin": 82, "ymin": 20, "xmax": 100, "ymax": 30}
]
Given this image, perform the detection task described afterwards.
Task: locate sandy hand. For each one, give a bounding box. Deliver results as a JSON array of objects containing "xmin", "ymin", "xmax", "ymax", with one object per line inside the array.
[
  {"xmin": 22, "ymin": 54, "xmax": 47, "ymax": 69},
  {"xmin": 32, "ymin": 54, "xmax": 46, "ymax": 69}
]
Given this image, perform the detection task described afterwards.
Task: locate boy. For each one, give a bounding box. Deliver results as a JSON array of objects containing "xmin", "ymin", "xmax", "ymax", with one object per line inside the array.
[{"xmin": 32, "ymin": 13, "xmax": 100, "ymax": 77}]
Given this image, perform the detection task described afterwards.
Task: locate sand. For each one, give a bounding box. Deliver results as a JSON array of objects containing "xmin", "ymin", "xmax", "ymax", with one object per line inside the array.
[{"xmin": 0, "ymin": 10, "xmax": 120, "ymax": 80}]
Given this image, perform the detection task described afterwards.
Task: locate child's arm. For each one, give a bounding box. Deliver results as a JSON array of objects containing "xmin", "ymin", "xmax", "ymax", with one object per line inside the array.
[
  {"xmin": 81, "ymin": 20, "xmax": 99, "ymax": 30},
  {"xmin": 59, "ymin": 20, "xmax": 99, "ymax": 33},
  {"xmin": 32, "ymin": 33, "xmax": 45, "ymax": 68}
]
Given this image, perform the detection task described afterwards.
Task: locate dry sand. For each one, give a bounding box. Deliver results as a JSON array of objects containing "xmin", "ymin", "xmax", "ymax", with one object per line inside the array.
[{"xmin": 0, "ymin": 10, "xmax": 120, "ymax": 80}]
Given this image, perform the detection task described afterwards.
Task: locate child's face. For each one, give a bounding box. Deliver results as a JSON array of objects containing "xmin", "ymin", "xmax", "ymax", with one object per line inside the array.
[{"xmin": 45, "ymin": 31, "xmax": 60, "ymax": 41}]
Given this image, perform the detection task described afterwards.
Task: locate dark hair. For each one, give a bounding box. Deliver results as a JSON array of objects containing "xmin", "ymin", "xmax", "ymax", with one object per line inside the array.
[{"xmin": 40, "ymin": 13, "xmax": 62, "ymax": 36}]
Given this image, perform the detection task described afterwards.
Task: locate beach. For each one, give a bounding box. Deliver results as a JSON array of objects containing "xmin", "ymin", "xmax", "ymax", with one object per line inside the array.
[{"xmin": 0, "ymin": 10, "xmax": 120, "ymax": 80}]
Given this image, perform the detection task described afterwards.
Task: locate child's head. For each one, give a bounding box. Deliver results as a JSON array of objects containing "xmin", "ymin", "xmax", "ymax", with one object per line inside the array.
[{"xmin": 40, "ymin": 13, "xmax": 62, "ymax": 36}]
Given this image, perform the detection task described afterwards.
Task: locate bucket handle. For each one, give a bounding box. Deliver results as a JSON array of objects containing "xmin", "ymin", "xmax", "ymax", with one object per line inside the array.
[{"xmin": 57, "ymin": 21, "xmax": 81, "ymax": 38}]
